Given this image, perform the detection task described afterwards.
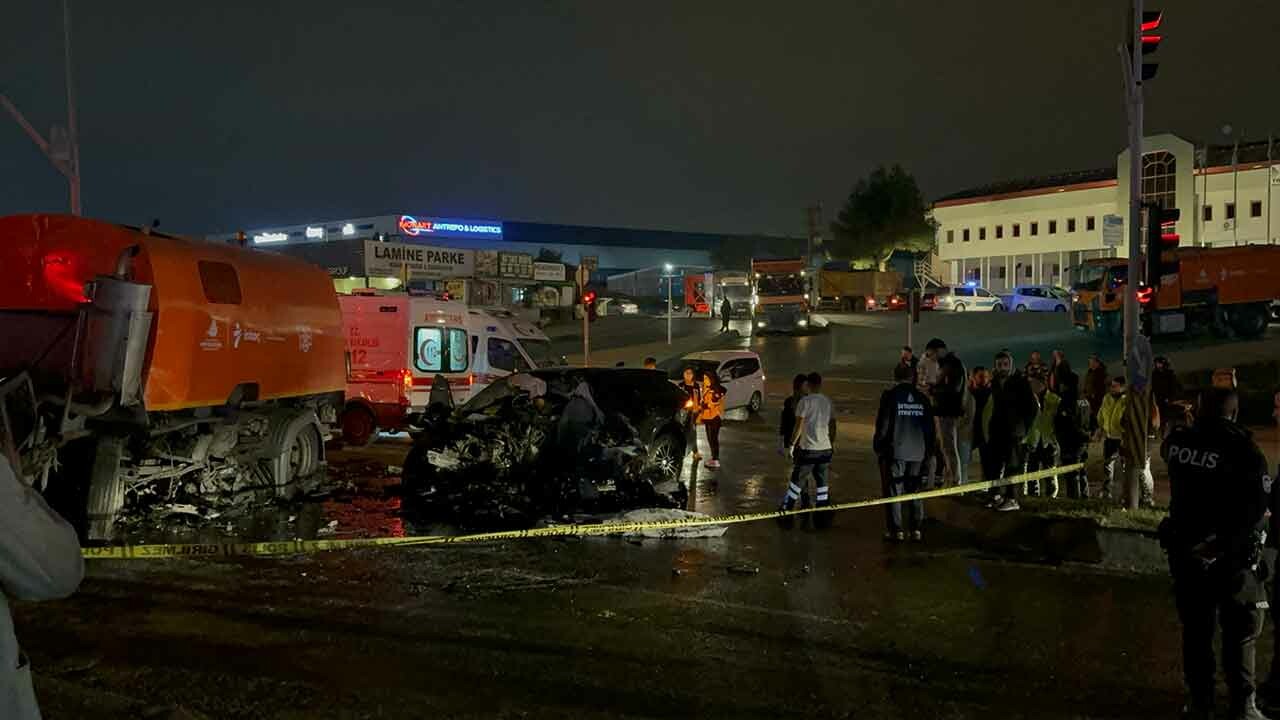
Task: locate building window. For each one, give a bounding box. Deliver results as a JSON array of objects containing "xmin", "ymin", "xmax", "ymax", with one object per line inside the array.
[
  {"xmin": 998, "ymin": 266, "xmax": 1007, "ymax": 279},
  {"xmin": 1086, "ymin": 216, "xmax": 1096, "ymax": 231},
  {"xmin": 1252, "ymin": 200, "xmax": 1263, "ymax": 218},
  {"xmin": 996, "ymin": 225, "xmax": 1003, "ymax": 239},
  {"xmin": 1048, "ymin": 220, "xmax": 1058, "ymax": 235},
  {"xmin": 1203, "ymin": 205, "xmax": 1213, "ymax": 222},
  {"xmin": 963, "ymin": 228, "xmax": 970, "ymax": 242},
  {"xmin": 1226, "ymin": 203, "xmax": 1236, "ymax": 220},
  {"xmin": 1141, "ymin": 150, "xmax": 1177, "ymax": 210},
  {"xmin": 979, "ymin": 227, "xmax": 987, "ymax": 241},
  {"xmin": 1030, "ymin": 222, "xmax": 1039, "ymax": 236},
  {"xmin": 1067, "ymin": 218, "xmax": 1076, "ymax": 233},
  {"xmin": 1012, "ymin": 223, "xmax": 1021, "ymax": 237},
  {"xmin": 946, "ymin": 229, "xmax": 954, "ymax": 244},
  {"xmin": 1052, "ymin": 263, "xmax": 1061, "ymax": 276},
  {"xmin": 1025, "ymin": 265, "xmax": 1033, "ymax": 279}
]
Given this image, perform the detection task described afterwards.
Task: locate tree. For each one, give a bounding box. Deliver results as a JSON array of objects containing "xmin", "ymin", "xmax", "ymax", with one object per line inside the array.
[{"xmin": 830, "ymin": 165, "xmax": 937, "ymax": 266}]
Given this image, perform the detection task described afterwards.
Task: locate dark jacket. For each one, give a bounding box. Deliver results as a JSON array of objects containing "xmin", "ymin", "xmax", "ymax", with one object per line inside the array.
[
  {"xmin": 984, "ymin": 371, "xmax": 1038, "ymax": 446},
  {"xmin": 874, "ymin": 382, "xmax": 937, "ymax": 463},
  {"xmin": 720, "ymin": 298, "xmax": 732, "ymax": 317},
  {"xmin": 780, "ymin": 394, "xmax": 799, "ymax": 442},
  {"xmin": 1050, "ymin": 368, "xmax": 1088, "ymax": 451},
  {"xmin": 1084, "ymin": 365, "xmax": 1108, "ymax": 420},
  {"xmin": 970, "ymin": 386, "xmax": 992, "ymax": 447},
  {"xmin": 1163, "ymin": 418, "xmax": 1269, "ymax": 578},
  {"xmin": 1151, "ymin": 367, "xmax": 1182, "ymax": 419},
  {"xmin": 932, "ymin": 352, "xmax": 968, "ymax": 418}
]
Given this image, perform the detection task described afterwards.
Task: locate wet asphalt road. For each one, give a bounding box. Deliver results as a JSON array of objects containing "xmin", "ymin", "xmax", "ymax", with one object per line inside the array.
[
  {"xmin": 15, "ymin": 314, "xmax": 1280, "ymax": 719},
  {"xmin": 11, "ymin": 395, "xmax": 1213, "ymax": 719}
]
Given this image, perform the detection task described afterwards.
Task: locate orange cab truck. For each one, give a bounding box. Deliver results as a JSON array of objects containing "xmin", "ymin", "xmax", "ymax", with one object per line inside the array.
[
  {"xmin": 0, "ymin": 215, "xmax": 345, "ymax": 539},
  {"xmin": 750, "ymin": 258, "xmax": 811, "ymax": 333},
  {"xmin": 1071, "ymin": 244, "xmax": 1280, "ymax": 338}
]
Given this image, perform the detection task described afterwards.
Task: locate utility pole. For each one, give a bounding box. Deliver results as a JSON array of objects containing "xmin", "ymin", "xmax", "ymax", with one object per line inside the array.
[{"xmin": 1, "ymin": 0, "xmax": 81, "ymax": 215}]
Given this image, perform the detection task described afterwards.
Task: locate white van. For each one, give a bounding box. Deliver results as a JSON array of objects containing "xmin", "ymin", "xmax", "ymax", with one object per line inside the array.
[{"xmin": 339, "ymin": 291, "xmax": 558, "ymax": 443}]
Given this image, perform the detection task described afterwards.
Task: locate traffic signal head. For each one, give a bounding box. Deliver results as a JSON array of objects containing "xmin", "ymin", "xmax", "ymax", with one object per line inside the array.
[
  {"xmin": 1129, "ymin": 10, "xmax": 1165, "ymax": 81},
  {"xmin": 1136, "ymin": 284, "xmax": 1154, "ymax": 306}
]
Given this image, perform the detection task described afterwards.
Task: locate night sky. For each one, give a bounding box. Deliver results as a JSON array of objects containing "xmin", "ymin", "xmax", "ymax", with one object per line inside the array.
[{"xmin": 3, "ymin": 1, "xmax": 1278, "ymax": 237}]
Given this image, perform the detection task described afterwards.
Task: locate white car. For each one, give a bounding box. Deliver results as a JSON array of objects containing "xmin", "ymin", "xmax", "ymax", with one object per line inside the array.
[
  {"xmin": 599, "ymin": 297, "xmax": 640, "ymax": 315},
  {"xmin": 670, "ymin": 350, "xmax": 765, "ymax": 414},
  {"xmin": 1003, "ymin": 285, "xmax": 1071, "ymax": 313},
  {"xmin": 928, "ymin": 285, "xmax": 1004, "ymax": 312}
]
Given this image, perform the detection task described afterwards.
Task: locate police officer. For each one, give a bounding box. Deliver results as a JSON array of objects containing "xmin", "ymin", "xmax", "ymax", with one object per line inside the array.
[{"xmin": 1161, "ymin": 388, "xmax": 1271, "ymax": 720}]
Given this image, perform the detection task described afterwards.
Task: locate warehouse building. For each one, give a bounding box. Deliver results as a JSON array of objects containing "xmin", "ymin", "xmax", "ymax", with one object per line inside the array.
[{"xmin": 932, "ymin": 133, "xmax": 1279, "ymax": 292}]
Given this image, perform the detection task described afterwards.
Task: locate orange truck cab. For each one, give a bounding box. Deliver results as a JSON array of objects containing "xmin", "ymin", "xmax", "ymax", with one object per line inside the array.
[
  {"xmin": 0, "ymin": 214, "xmax": 345, "ymax": 539},
  {"xmin": 1071, "ymin": 244, "xmax": 1280, "ymax": 338},
  {"xmin": 750, "ymin": 258, "xmax": 811, "ymax": 333},
  {"xmin": 338, "ymin": 291, "xmax": 560, "ymax": 444}
]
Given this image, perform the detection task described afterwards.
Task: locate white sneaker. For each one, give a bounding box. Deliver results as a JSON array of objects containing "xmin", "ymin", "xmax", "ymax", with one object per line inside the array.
[
  {"xmin": 996, "ymin": 499, "xmax": 1021, "ymax": 512},
  {"xmin": 985, "ymin": 495, "xmax": 1003, "ymax": 509},
  {"xmin": 706, "ymin": 459, "xmax": 721, "ymax": 469},
  {"xmin": 910, "ymin": 530, "xmax": 923, "ymax": 542}
]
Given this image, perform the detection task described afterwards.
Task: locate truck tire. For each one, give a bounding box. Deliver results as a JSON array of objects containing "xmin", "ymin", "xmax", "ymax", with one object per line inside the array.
[
  {"xmin": 266, "ymin": 409, "xmax": 325, "ymax": 499},
  {"xmin": 341, "ymin": 404, "xmax": 377, "ymax": 447},
  {"xmin": 86, "ymin": 436, "xmax": 126, "ymax": 541},
  {"xmin": 1230, "ymin": 303, "xmax": 1269, "ymax": 339}
]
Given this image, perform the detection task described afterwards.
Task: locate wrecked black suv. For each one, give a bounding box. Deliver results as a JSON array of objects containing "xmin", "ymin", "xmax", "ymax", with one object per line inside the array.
[{"xmin": 401, "ymin": 368, "xmax": 691, "ymax": 526}]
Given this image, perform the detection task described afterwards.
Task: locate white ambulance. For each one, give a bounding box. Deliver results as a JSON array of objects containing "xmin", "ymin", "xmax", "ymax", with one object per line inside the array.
[{"xmin": 339, "ymin": 290, "xmax": 559, "ymax": 444}]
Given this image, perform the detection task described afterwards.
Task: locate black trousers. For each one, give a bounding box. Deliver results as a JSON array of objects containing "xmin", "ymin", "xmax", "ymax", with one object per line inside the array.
[
  {"xmin": 1173, "ymin": 562, "xmax": 1265, "ymax": 710},
  {"xmin": 1058, "ymin": 443, "xmax": 1089, "ymax": 498},
  {"xmin": 982, "ymin": 440, "xmax": 1026, "ymax": 499},
  {"xmin": 703, "ymin": 417, "xmax": 722, "ymax": 460}
]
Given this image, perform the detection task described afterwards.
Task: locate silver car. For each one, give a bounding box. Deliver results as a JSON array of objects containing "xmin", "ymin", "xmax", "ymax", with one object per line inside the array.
[
  {"xmin": 929, "ymin": 285, "xmax": 1004, "ymax": 312},
  {"xmin": 1005, "ymin": 285, "xmax": 1071, "ymax": 313}
]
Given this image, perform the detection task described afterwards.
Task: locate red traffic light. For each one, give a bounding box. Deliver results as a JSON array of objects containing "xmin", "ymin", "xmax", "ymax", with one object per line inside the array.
[
  {"xmin": 1136, "ymin": 284, "xmax": 1155, "ymax": 306},
  {"xmin": 1141, "ymin": 10, "xmax": 1163, "ymax": 32},
  {"xmin": 582, "ymin": 291, "xmax": 596, "ymax": 304}
]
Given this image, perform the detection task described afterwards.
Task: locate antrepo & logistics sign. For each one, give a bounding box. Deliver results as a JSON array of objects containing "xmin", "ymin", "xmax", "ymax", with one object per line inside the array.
[
  {"xmin": 397, "ymin": 215, "xmax": 503, "ymax": 240},
  {"xmin": 364, "ymin": 240, "xmax": 475, "ymax": 280}
]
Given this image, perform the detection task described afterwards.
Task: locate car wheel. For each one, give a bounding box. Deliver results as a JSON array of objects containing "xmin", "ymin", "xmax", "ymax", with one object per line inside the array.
[
  {"xmin": 748, "ymin": 391, "xmax": 763, "ymax": 414},
  {"xmin": 648, "ymin": 431, "xmax": 684, "ymax": 482},
  {"xmin": 954, "ymin": 302, "xmax": 966, "ymax": 312},
  {"xmin": 1230, "ymin": 303, "xmax": 1270, "ymax": 338},
  {"xmin": 1054, "ymin": 304, "xmax": 1067, "ymax": 312},
  {"xmin": 992, "ymin": 303, "xmax": 1004, "ymax": 313},
  {"xmin": 1016, "ymin": 304, "xmax": 1028, "ymax": 312},
  {"xmin": 341, "ymin": 404, "xmax": 378, "ymax": 447}
]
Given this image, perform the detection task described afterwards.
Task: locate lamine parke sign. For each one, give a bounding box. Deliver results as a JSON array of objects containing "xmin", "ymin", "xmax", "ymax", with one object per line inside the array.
[{"xmin": 363, "ymin": 240, "xmax": 475, "ymax": 280}]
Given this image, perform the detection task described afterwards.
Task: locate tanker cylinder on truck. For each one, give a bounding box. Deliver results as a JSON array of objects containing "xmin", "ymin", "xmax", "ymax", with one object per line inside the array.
[{"xmin": 76, "ymin": 246, "xmax": 153, "ymax": 410}]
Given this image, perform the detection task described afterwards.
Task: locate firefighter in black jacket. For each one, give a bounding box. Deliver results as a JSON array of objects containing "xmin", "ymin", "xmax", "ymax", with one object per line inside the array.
[
  {"xmin": 874, "ymin": 363, "xmax": 937, "ymax": 541},
  {"xmin": 1161, "ymin": 388, "xmax": 1271, "ymax": 720}
]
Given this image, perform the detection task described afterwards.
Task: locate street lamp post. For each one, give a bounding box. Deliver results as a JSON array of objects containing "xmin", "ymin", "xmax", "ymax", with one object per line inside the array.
[
  {"xmin": 0, "ymin": 0, "xmax": 81, "ymax": 215},
  {"xmin": 664, "ymin": 263, "xmax": 674, "ymax": 345}
]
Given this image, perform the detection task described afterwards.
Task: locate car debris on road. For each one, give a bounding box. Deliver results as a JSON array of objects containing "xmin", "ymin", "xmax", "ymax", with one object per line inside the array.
[{"xmin": 401, "ymin": 368, "xmax": 692, "ymax": 527}]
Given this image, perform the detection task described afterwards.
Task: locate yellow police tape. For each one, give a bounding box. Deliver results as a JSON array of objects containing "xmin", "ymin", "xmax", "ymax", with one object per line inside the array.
[{"xmin": 82, "ymin": 463, "xmax": 1085, "ymax": 560}]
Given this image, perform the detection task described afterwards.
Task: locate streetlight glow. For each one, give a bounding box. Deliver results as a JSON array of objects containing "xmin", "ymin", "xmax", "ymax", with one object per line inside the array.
[{"xmin": 664, "ymin": 263, "xmax": 673, "ymax": 273}]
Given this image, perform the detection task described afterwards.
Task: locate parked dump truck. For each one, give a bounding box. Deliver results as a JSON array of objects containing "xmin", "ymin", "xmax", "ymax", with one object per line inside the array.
[
  {"xmin": 0, "ymin": 214, "xmax": 345, "ymax": 539},
  {"xmin": 811, "ymin": 268, "xmax": 902, "ymax": 312},
  {"xmin": 1071, "ymin": 244, "xmax": 1280, "ymax": 338},
  {"xmin": 750, "ymin": 258, "xmax": 810, "ymax": 332}
]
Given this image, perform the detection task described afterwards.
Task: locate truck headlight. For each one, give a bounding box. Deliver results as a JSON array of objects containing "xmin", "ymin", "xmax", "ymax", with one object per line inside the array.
[
  {"xmin": 756, "ymin": 320, "xmax": 766, "ymax": 328},
  {"xmin": 797, "ymin": 319, "xmax": 808, "ymax": 327}
]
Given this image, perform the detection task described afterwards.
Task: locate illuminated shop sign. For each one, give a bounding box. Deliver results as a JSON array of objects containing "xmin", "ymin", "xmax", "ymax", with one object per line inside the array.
[
  {"xmin": 253, "ymin": 232, "xmax": 289, "ymax": 244},
  {"xmin": 397, "ymin": 215, "xmax": 503, "ymax": 239}
]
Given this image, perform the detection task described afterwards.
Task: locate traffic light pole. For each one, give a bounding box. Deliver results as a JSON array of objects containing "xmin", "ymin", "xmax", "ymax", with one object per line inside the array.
[
  {"xmin": 583, "ymin": 301, "xmax": 590, "ymax": 368},
  {"xmin": 1122, "ymin": 0, "xmax": 1146, "ymax": 512}
]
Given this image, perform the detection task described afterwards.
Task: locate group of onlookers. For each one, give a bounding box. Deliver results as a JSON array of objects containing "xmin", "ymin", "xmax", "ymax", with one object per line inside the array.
[{"xmin": 874, "ymin": 340, "xmax": 1186, "ymax": 539}]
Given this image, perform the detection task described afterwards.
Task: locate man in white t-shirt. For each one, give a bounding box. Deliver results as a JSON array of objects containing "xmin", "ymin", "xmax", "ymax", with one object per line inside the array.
[{"xmin": 780, "ymin": 372, "xmax": 836, "ymax": 528}]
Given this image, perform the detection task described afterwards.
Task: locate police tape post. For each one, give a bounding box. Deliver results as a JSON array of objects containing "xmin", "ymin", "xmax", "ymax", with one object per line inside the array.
[{"xmin": 83, "ymin": 464, "xmax": 1084, "ymax": 561}]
